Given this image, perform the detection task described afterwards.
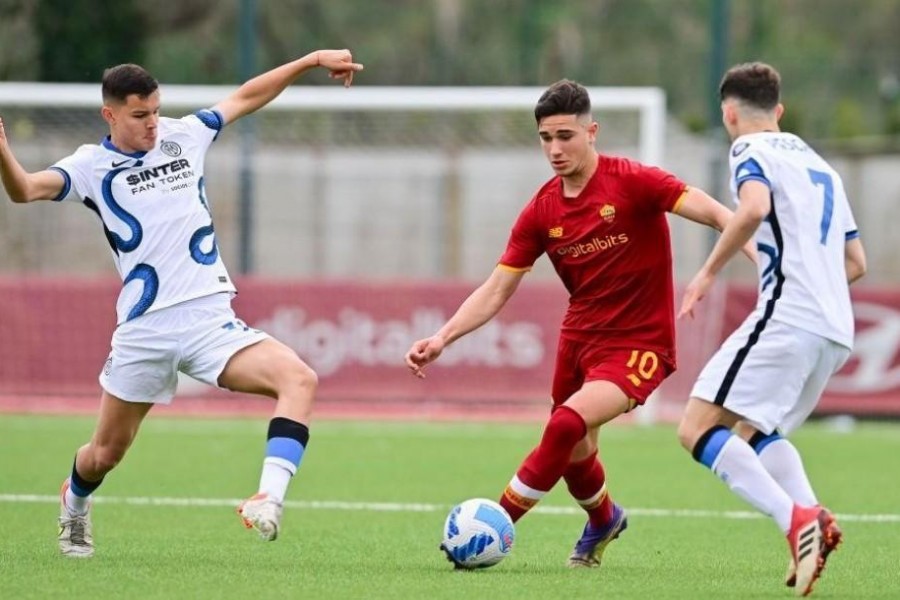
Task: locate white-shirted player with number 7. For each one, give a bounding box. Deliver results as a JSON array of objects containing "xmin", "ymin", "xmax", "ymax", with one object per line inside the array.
[{"xmin": 676, "ymin": 62, "xmax": 867, "ymax": 597}]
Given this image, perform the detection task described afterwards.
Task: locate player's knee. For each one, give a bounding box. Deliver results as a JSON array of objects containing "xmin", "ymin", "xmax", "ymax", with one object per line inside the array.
[
  {"xmin": 292, "ymin": 360, "xmax": 318, "ymax": 392},
  {"xmin": 678, "ymin": 398, "xmax": 728, "ymax": 452},
  {"xmin": 676, "ymin": 416, "xmax": 701, "ymax": 452},
  {"xmin": 275, "ymin": 357, "xmax": 318, "ymax": 399},
  {"xmin": 545, "ymin": 405, "xmax": 587, "ymax": 442}
]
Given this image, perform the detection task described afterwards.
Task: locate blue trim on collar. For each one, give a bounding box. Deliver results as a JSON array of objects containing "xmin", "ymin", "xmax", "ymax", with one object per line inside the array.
[{"xmin": 101, "ymin": 136, "xmax": 148, "ymax": 159}]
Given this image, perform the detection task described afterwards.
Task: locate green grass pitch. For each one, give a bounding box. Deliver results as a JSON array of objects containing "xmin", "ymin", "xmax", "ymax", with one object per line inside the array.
[{"xmin": 1, "ymin": 415, "xmax": 898, "ymax": 598}]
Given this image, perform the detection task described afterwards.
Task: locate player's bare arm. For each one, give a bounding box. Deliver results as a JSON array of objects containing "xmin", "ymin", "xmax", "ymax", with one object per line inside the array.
[
  {"xmin": 678, "ymin": 179, "xmax": 771, "ymax": 319},
  {"xmin": 404, "ymin": 267, "xmax": 525, "ymax": 378},
  {"xmin": 0, "ymin": 117, "xmax": 66, "ymax": 203},
  {"xmin": 673, "ymin": 186, "xmax": 757, "ymax": 264},
  {"xmin": 672, "ymin": 186, "xmax": 732, "ymax": 231},
  {"xmin": 845, "ymin": 237, "xmax": 867, "ymax": 284},
  {"xmin": 213, "ymin": 49, "xmax": 364, "ymax": 125}
]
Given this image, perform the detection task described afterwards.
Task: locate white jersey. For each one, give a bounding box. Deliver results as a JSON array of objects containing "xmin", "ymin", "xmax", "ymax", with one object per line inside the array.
[
  {"xmin": 51, "ymin": 110, "xmax": 236, "ymax": 324},
  {"xmin": 728, "ymin": 131, "xmax": 857, "ymax": 349}
]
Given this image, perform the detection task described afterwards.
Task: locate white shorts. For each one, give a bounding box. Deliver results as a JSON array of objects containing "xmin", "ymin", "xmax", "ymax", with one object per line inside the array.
[
  {"xmin": 100, "ymin": 293, "xmax": 269, "ymax": 404},
  {"xmin": 690, "ymin": 316, "xmax": 850, "ymax": 435}
]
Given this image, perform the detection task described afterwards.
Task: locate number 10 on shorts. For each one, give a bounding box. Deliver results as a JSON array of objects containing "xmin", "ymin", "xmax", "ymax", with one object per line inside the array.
[{"xmin": 626, "ymin": 350, "xmax": 659, "ymax": 387}]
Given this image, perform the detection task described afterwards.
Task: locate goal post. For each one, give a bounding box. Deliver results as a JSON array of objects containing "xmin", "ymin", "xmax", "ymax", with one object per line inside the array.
[{"xmin": 0, "ymin": 83, "xmax": 666, "ymax": 165}]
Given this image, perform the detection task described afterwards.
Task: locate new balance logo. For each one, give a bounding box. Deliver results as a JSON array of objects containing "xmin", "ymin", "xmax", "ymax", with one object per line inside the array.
[{"xmin": 549, "ymin": 227, "xmax": 563, "ymax": 238}]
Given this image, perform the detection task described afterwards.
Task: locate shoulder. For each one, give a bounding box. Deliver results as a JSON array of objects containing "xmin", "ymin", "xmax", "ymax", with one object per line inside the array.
[
  {"xmin": 73, "ymin": 143, "xmax": 101, "ymax": 158},
  {"xmin": 600, "ymin": 154, "xmax": 674, "ymax": 182},
  {"xmin": 159, "ymin": 115, "xmax": 190, "ymax": 133},
  {"xmin": 180, "ymin": 109, "xmax": 225, "ymax": 132},
  {"xmin": 57, "ymin": 143, "xmax": 102, "ymax": 169},
  {"xmin": 729, "ymin": 132, "xmax": 798, "ymax": 162},
  {"xmin": 598, "ymin": 154, "xmax": 644, "ymax": 177},
  {"xmin": 162, "ymin": 111, "xmax": 223, "ymax": 132},
  {"xmin": 531, "ymin": 176, "xmax": 560, "ymax": 206},
  {"xmin": 599, "ymin": 155, "xmax": 682, "ymax": 198},
  {"xmin": 729, "ymin": 134, "xmax": 772, "ymax": 169},
  {"xmin": 729, "ymin": 135, "xmax": 780, "ymax": 187},
  {"xmin": 729, "ymin": 136, "xmax": 757, "ymax": 161},
  {"xmin": 511, "ymin": 179, "xmax": 557, "ymax": 229}
]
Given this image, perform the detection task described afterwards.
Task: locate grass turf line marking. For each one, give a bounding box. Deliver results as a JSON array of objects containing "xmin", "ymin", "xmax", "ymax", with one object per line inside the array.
[{"xmin": 2, "ymin": 493, "xmax": 899, "ymax": 523}]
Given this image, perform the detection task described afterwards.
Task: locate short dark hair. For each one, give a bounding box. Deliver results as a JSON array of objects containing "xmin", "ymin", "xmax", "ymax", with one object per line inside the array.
[
  {"xmin": 719, "ymin": 62, "xmax": 781, "ymax": 110},
  {"xmin": 101, "ymin": 64, "xmax": 158, "ymax": 104},
  {"xmin": 534, "ymin": 79, "xmax": 591, "ymax": 123}
]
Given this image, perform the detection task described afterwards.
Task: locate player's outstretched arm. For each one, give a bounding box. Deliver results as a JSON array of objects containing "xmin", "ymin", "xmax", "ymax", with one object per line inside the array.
[
  {"xmin": 0, "ymin": 117, "xmax": 66, "ymax": 203},
  {"xmin": 404, "ymin": 267, "xmax": 525, "ymax": 379},
  {"xmin": 673, "ymin": 186, "xmax": 757, "ymax": 264},
  {"xmin": 672, "ymin": 186, "xmax": 731, "ymax": 231},
  {"xmin": 845, "ymin": 237, "xmax": 867, "ymax": 284},
  {"xmin": 678, "ymin": 180, "xmax": 771, "ymax": 319},
  {"xmin": 213, "ymin": 49, "xmax": 364, "ymax": 125}
]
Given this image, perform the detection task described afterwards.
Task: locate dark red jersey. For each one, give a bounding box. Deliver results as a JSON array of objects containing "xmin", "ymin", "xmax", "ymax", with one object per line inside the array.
[{"xmin": 499, "ymin": 154, "xmax": 687, "ymax": 361}]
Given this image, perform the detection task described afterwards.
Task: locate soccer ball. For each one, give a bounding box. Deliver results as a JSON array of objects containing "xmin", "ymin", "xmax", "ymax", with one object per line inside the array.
[{"xmin": 440, "ymin": 498, "xmax": 515, "ymax": 569}]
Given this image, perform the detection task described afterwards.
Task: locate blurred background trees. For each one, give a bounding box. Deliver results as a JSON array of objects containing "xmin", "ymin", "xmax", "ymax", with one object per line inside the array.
[{"xmin": 1, "ymin": 0, "xmax": 898, "ymax": 143}]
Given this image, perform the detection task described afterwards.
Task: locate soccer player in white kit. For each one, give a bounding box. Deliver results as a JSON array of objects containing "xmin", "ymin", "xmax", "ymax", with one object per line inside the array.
[
  {"xmin": 0, "ymin": 50, "xmax": 363, "ymax": 557},
  {"xmin": 676, "ymin": 63, "xmax": 867, "ymax": 596}
]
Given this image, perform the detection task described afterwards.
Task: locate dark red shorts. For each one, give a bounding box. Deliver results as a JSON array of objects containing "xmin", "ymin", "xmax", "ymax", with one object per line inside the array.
[{"xmin": 551, "ymin": 338, "xmax": 675, "ymax": 408}]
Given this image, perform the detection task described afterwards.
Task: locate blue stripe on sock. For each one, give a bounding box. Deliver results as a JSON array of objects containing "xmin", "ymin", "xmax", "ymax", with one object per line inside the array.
[
  {"xmin": 266, "ymin": 436, "xmax": 305, "ymax": 467},
  {"xmin": 698, "ymin": 429, "xmax": 733, "ymax": 469},
  {"xmin": 751, "ymin": 432, "xmax": 782, "ymax": 455},
  {"xmin": 69, "ymin": 478, "xmax": 92, "ymax": 498}
]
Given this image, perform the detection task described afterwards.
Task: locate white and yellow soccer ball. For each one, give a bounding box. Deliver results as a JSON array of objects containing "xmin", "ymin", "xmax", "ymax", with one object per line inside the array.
[{"xmin": 440, "ymin": 498, "xmax": 515, "ymax": 569}]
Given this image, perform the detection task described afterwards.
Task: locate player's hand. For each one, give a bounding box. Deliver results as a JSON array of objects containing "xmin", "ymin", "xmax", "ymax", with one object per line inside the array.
[
  {"xmin": 404, "ymin": 335, "xmax": 446, "ymax": 379},
  {"xmin": 314, "ymin": 49, "xmax": 364, "ymax": 88},
  {"xmin": 678, "ymin": 269, "xmax": 715, "ymax": 320},
  {"xmin": 0, "ymin": 117, "xmax": 8, "ymax": 145}
]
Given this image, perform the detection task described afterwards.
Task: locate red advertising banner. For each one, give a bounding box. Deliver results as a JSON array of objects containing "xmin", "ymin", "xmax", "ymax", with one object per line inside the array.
[{"xmin": 0, "ymin": 278, "xmax": 897, "ymax": 418}]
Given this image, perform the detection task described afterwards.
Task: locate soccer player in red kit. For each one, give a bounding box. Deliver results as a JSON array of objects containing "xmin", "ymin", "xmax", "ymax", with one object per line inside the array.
[{"xmin": 405, "ymin": 79, "xmax": 746, "ymax": 568}]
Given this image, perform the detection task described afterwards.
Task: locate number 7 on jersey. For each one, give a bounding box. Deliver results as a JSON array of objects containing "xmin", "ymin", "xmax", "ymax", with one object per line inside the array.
[{"xmin": 807, "ymin": 168, "xmax": 834, "ymax": 245}]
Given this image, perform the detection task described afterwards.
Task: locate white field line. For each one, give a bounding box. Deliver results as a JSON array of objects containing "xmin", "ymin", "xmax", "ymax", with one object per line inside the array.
[{"xmin": 1, "ymin": 494, "xmax": 899, "ymax": 523}]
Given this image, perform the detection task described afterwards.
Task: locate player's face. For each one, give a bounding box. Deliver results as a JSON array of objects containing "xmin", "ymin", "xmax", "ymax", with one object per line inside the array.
[
  {"xmin": 538, "ymin": 114, "xmax": 598, "ymax": 177},
  {"xmin": 102, "ymin": 91, "xmax": 161, "ymax": 153}
]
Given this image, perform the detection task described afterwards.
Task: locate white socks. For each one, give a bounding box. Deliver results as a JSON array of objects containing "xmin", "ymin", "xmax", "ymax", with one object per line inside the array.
[
  {"xmin": 258, "ymin": 459, "xmax": 294, "ymax": 504},
  {"xmin": 757, "ymin": 437, "xmax": 818, "ymax": 506},
  {"xmin": 711, "ymin": 435, "xmax": 794, "ymax": 532},
  {"xmin": 64, "ymin": 487, "xmax": 90, "ymax": 516}
]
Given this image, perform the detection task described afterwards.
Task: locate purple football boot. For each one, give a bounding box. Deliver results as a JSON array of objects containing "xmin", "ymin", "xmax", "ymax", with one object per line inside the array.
[{"xmin": 567, "ymin": 503, "xmax": 627, "ymax": 568}]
